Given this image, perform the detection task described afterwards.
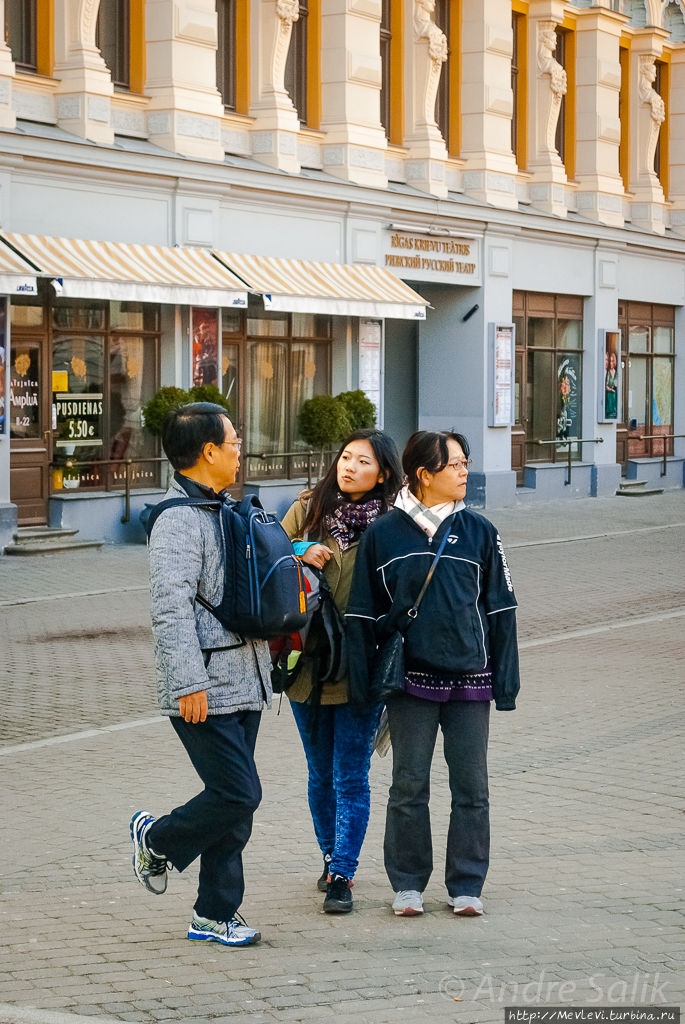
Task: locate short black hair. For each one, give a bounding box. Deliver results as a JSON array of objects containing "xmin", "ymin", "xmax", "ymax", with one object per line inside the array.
[
  {"xmin": 402, "ymin": 430, "xmax": 470, "ymax": 499},
  {"xmin": 162, "ymin": 402, "xmax": 229, "ymax": 471}
]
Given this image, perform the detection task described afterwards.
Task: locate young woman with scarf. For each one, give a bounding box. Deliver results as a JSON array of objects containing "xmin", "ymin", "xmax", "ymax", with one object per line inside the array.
[
  {"xmin": 281, "ymin": 429, "xmax": 403, "ymax": 914},
  {"xmin": 346, "ymin": 430, "xmax": 520, "ymax": 918}
]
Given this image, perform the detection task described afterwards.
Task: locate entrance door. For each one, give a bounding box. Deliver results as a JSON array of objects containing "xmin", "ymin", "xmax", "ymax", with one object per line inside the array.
[{"xmin": 9, "ymin": 312, "xmax": 51, "ymax": 524}]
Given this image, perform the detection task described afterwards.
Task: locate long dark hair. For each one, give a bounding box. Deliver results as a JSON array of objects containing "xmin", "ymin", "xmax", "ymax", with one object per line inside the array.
[
  {"xmin": 402, "ymin": 430, "xmax": 471, "ymax": 500},
  {"xmin": 300, "ymin": 429, "xmax": 403, "ymax": 539}
]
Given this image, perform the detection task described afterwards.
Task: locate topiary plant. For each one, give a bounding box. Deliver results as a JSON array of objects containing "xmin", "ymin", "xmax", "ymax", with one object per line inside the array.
[
  {"xmin": 336, "ymin": 389, "xmax": 377, "ymax": 431},
  {"xmin": 142, "ymin": 386, "xmax": 189, "ymax": 437},
  {"xmin": 298, "ymin": 395, "xmax": 352, "ymax": 477},
  {"xmin": 188, "ymin": 383, "xmax": 230, "ymax": 412}
]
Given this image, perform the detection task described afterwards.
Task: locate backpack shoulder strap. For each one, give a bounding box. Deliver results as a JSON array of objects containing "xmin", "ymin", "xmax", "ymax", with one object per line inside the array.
[{"xmin": 145, "ymin": 497, "xmax": 220, "ymax": 540}]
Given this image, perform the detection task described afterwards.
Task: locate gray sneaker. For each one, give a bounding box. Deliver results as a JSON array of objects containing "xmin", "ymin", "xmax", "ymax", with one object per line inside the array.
[
  {"xmin": 130, "ymin": 810, "xmax": 168, "ymax": 895},
  {"xmin": 188, "ymin": 913, "xmax": 261, "ymax": 946},
  {"xmin": 448, "ymin": 895, "xmax": 483, "ymax": 916},
  {"xmin": 392, "ymin": 890, "xmax": 424, "ymax": 916}
]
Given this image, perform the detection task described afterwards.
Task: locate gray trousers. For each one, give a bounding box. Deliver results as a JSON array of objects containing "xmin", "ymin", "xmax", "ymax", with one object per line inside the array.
[{"xmin": 384, "ymin": 693, "xmax": 490, "ymax": 898}]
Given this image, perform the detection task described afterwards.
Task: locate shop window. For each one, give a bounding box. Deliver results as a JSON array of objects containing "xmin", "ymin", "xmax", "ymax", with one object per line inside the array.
[
  {"xmin": 96, "ymin": 0, "xmax": 130, "ymax": 91},
  {"xmin": 285, "ymin": 0, "xmax": 308, "ymax": 125},
  {"xmin": 5, "ymin": 0, "xmax": 37, "ymax": 74},
  {"xmin": 512, "ymin": 291, "xmax": 584, "ymax": 480},
  {"xmin": 618, "ymin": 303, "xmax": 675, "ymax": 462},
  {"xmin": 217, "ymin": 0, "xmax": 237, "ymax": 111},
  {"xmin": 49, "ymin": 299, "xmax": 161, "ymax": 492}
]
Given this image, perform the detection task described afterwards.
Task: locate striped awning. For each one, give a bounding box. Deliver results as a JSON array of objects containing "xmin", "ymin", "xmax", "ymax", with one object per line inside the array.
[
  {"xmin": 214, "ymin": 252, "xmax": 428, "ymax": 320},
  {"xmin": 2, "ymin": 234, "xmax": 248, "ymax": 307},
  {"xmin": 0, "ymin": 238, "xmax": 38, "ymax": 296}
]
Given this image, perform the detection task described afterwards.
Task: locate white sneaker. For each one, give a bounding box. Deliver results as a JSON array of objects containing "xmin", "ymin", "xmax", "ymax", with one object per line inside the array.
[
  {"xmin": 392, "ymin": 890, "xmax": 424, "ymax": 916},
  {"xmin": 188, "ymin": 913, "xmax": 261, "ymax": 946},
  {"xmin": 448, "ymin": 895, "xmax": 483, "ymax": 916}
]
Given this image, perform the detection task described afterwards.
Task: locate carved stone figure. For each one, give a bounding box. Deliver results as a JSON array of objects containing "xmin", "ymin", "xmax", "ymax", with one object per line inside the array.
[
  {"xmin": 639, "ymin": 55, "xmax": 666, "ymax": 178},
  {"xmin": 273, "ymin": 0, "xmax": 299, "ymax": 94},
  {"xmin": 414, "ymin": 0, "xmax": 448, "ymax": 128},
  {"xmin": 537, "ymin": 22, "xmax": 568, "ymax": 153}
]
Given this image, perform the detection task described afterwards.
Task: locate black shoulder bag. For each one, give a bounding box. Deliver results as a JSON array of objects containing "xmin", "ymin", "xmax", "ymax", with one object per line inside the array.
[{"xmin": 370, "ymin": 524, "xmax": 453, "ymax": 703}]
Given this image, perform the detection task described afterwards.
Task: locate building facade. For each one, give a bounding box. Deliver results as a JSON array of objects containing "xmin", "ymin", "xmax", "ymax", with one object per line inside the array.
[{"xmin": 1, "ymin": 0, "xmax": 684, "ymax": 548}]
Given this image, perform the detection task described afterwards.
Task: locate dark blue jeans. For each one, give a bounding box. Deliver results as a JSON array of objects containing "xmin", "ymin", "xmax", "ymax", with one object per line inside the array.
[
  {"xmin": 290, "ymin": 700, "xmax": 381, "ymax": 880},
  {"xmin": 384, "ymin": 693, "xmax": 490, "ymax": 898},
  {"xmin": 148, "ymin": 711, "xmax": 262, "ymax": 922}
]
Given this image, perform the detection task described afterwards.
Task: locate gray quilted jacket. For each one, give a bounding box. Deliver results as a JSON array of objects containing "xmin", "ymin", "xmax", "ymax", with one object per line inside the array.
[{"xmin": 148, "ymin": 477, "xmax": 272, "ymax": 716}]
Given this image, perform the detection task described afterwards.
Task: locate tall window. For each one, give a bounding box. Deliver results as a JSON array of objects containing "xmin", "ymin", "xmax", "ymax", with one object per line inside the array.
[
  {"xmin": 511, "ymin": 9, "xmax": 527, "ymax": 168},
  {"xmin": 619, "ymin": 43, "xmax": 630, "ymax": 191},
  {"xmin": 434, "ymin": 0, "xmax": 451, "ymax": 151},
  {"xmin": 96, "ymin": 0, "xmax": 131, "ymax": 91},
  {"xmin": 5, "ymin": 0, "xmax": 37, "ymax": 74},
  {"xmin": 285, "ymin": 0, "xmax": 308, "ymax": 125},
  {"xmin": 618, "ymin": 302, "xmax": 675, "ymax": 464},
  {"xmin": 217, "ymin": 0, "xmax": 237, "ymax": 111},
  {"xmin": 554, "ymin": 29, "xmax": 567, "ymax": 166},
  {"xmin": 380, "ymin": 0, "xmax": 392, "ymax": 136},
  {"xmin": 654, "ymin": 59, "xmax": 669, "ymax": 197}
]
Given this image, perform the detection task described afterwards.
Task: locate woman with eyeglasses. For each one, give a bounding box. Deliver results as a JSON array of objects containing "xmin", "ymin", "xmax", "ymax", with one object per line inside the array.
[{"xmin": 346, "ymin": 430, "xmax": 520, "ymax": 918}]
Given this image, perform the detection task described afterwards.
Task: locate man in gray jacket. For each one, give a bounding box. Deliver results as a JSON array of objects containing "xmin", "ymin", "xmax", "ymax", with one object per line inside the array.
[{"xmin": 130, "ymin": 402, "xmax": 272, "ymax": 947}]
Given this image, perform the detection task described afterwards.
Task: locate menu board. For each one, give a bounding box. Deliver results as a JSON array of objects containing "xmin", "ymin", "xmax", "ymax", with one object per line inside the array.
[
  {"xmin": 54, "ymin": 392, "xmax": 103, "ymax": 448},
  {"xmin": 489, "ymin": 323, "xmax": 515, "ymax": 427},
  {"xmin": 358, "ymin": 318, "xmax": 383, "ymax": 427}
]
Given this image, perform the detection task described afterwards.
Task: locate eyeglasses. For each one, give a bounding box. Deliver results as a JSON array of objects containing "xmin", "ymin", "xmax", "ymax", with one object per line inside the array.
[
  {"xmin": 447, "ymin": 459, "xmax": 472, "ymax": 471},
  {"xmin": 221, "ymin": 438, "xmax": 243, "ymax": 450}
]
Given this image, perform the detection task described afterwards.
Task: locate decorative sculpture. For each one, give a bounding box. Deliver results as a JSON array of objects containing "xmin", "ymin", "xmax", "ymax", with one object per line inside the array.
[
  {"xmin": 414, "ymin": 0, "xmax": 448, "ymax": 127},
  {"xmin": 537, "ymin": 22, "xmax": 567, "ymax": 153},
  {"xmin": 273, "ymin": 0, "xmax": 299, "ymax": 94},
  {"xmin": 639, "ymin": 55, "xmax": 666, "ymax": 178}
]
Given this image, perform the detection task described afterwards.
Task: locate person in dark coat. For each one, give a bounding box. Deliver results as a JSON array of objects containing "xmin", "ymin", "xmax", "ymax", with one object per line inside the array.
[{"xmin": 346, "ymin": 430, "xmax": 520, "ymax": 918}]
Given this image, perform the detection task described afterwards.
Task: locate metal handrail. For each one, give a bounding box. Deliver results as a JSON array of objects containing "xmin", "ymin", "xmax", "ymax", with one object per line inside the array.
[
  {"xmin": 49, "ymin": 456, "xmax": 170, "ymax": 523},
  {"xmin": 529, "ymin": 437, "xmax": 604, "ymax": 486},
  {"xmin": 245, "ymin": 449, "xmax": 338, "ymax": 490},
  {"xmin": 638, "ymin": 433, "xmax": 685, "ymax": 477}
]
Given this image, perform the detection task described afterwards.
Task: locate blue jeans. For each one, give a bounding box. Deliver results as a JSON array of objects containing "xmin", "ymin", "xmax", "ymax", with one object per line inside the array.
[{"xmin": 290, "ymin": 701, "xmax": 381, "ymax": 880}]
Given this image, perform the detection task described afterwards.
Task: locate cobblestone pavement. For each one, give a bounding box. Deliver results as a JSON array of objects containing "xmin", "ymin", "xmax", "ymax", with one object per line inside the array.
[{"xmin": 0, "ymin": 491, "xmax": 684, "ymax": 1024}]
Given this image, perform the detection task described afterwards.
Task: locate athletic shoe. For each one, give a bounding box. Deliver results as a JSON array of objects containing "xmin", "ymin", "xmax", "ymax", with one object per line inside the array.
[
  {"xmin": 448, "ymin": 895, "xmax": 484, "ymax": 916},
  {"xmin": 187, "ymin": 913, "xmax": 261, "ymax": 946},
  {"xmin": 323, "ymin": 874, "xmax": 353, "ymax": 913},
  {"xmin": 130, "ymin": 810, "xmax": 168, "ymax": 895},
  {"xmin": 392, "ymin": 890, "xmax": 424, "ymax": 916},
  {"xmin": 317, "ymin": 852, "xmax": 333, "ymax": 892}
]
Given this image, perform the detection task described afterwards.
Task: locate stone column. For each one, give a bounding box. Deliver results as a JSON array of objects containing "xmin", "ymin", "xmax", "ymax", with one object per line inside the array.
[
  {"xmin": 573, "ymin": 6, "xmax": 625, "ymax": 227},
  {"xmin": 53, "ymin": 0, "xmax": 115, "ymax": 144},
  {"xmin": 145, "ymin": 0, "xmax": 224, "ymax": 160},
  {"xmin": 629, "ymin": 29, "xmax": 668, "ymax": 234},
  {"xmin": 0, "ymin": 1, "xmax": 16, "ymax": 130},
  {"xmin": 248, "ymin": 0, "xmax": 302, "ymax": 173},
  {"xmin": 526, "ymin": 1, "xmax": 568, "ymax": 218},
  {"xmin": 460, "ymin": 0, "xmax": 519, "ymax": 211},
  {"xmin": 668, "ymin": 45, "xmax": 685, "ymax": 236},
  {"xmin": 403, "ymin": 0, "xmax": 449, "ymax": 197},
  {"xmin": 319, "ymin": 0, "xmax": 387, "ymax": 188}
]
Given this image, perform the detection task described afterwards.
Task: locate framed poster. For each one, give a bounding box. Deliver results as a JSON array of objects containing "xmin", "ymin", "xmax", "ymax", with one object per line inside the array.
[
  {"xmin": 191, "ymin": 307, "xmax": 221, "ymax": 390},
  {"xmin": 358, "ymin": 318, "xmax": 384, "ymax": 428},
  {"xmin": 598, "ymin": 329, "xmax": 621, "ymax": 423},
  {"xmin": 0, "ymin": 297, "xmax": 7, "ymax": 438},
  {"xmin": 488, "ymin": 322, "xmax": 516, "ymax": 427}
]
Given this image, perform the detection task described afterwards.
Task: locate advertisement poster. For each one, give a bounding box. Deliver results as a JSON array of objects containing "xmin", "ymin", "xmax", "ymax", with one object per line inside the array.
[
  {"xmin": 493, "ymin": 326, "xmax": 513, "ymax": 426},
  {"xmin": 9, "ymin": 344, "xmax": 40, "ymax": 439},
  {"xmin": 601, "ymin": 330, "xmax": 620, "ymax": 422},
  {"xmin": 358, "ymin": 319, "xmax": 383, "ymax": 426},
  {"xmin": 0, "ymin": 299, "xmax": 6, "ymax": 437},
  {"xmin": 54, "ymin": 392, "xmax": 104, "ymax": 448},
  {"xmin": 557, "ymin": 355, "xmax": 580, "ymax": 440},
  {"xmin": 191, "ymin": 307, "xmax": 220, "ymax": 389}
]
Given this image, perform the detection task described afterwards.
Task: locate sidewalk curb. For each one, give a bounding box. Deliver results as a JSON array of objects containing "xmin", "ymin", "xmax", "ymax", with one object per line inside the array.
[{"xmin": 0, "ymin": 1007, "xmax": 121, "ymax": 1024}]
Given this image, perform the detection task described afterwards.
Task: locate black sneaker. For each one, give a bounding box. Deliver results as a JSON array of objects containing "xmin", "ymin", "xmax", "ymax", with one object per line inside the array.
[
  {"xmin": 317, "ymin": 853, "xmax": 332, "ymax": 892},
  {"xmin": 324, "ymin": 873, "xmax": 353, "ymax": 914}
]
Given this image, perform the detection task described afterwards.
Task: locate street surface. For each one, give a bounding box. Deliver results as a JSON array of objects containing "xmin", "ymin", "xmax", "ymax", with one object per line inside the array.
[{"xmin": 1, "ymin": 491, "xmax": 684, "ymax": 1024}]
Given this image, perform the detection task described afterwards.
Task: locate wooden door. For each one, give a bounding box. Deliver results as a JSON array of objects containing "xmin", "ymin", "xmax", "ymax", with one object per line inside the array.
[{"xmin": 9, "ymin": 331, "xmax": 51, "ymax": 524}]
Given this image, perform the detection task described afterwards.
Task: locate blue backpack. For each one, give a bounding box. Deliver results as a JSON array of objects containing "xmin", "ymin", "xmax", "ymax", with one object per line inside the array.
[{"xmin": 145, "ymin": 494, "xmax": 308, "ymax": 641}]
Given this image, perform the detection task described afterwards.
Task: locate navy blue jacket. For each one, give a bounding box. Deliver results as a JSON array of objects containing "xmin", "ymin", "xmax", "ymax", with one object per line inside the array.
[{"xmin": 345, "ymin": 506, "xmax": 520, "ymax": 711}]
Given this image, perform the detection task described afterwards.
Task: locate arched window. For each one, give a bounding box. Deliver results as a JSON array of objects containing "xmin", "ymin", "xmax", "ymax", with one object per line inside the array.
[
  {"xmin": 285, "ymin": 0, "xmax": 308, "ymax": 125},
  {"xmin": 5, "ymin": 0, "xmax": 37, "ymax": 74},
  {"xmin": 217, "ymin": 0, "xmax": 237, "ymax": 111},
  {"xmin": 97, "ymin": 0, "xmax": 131, "ymax": 91}
]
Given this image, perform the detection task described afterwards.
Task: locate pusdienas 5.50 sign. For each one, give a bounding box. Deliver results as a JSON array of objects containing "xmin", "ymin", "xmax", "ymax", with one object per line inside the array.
[{"xmin": 54, "ymin": 393, "xmax": 103, "ymax": 448}]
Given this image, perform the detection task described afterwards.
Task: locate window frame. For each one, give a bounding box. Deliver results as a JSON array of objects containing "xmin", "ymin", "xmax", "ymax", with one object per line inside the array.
[
  {"xmin": 5, "ymin": 0, "xmax": 38, "ymax": 74},
  {"xmin": 618, "ymin": 302, "xmax": 675, "ymax": 462},
  {"xmin": 511, "ymin": 4, "xmax": 528, "ymax": 170},
  {"xmin": 217, "ymin": 0, "xmax": 237, "ymax": 111},
  {"xmin": 285, "ymin": 0, "xmax": 309, "ymax": 126},
  {"xmin": 96, "ymin": 0, "xmax": 131, "ymax": 92}
]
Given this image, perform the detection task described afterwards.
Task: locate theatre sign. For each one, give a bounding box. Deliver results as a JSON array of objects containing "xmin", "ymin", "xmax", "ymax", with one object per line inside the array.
[{"xmin": 383, "ymin": 230, "xmax": 481, "ymax": 286}]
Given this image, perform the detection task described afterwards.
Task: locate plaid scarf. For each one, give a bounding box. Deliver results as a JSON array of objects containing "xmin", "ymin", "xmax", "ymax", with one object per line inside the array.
[
  {"xmin": 324, "ymin": 496, "xmax": 383, "ymax": 552},
  {"xmin": 394, "ymin": 485, "xmax": 464, "ymax": 538}
]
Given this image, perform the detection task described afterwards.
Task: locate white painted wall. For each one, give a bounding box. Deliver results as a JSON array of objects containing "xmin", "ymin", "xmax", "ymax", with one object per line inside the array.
[{"xmin": 512, "ymin": 238, "xmax": 595, "ymax": 296}]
